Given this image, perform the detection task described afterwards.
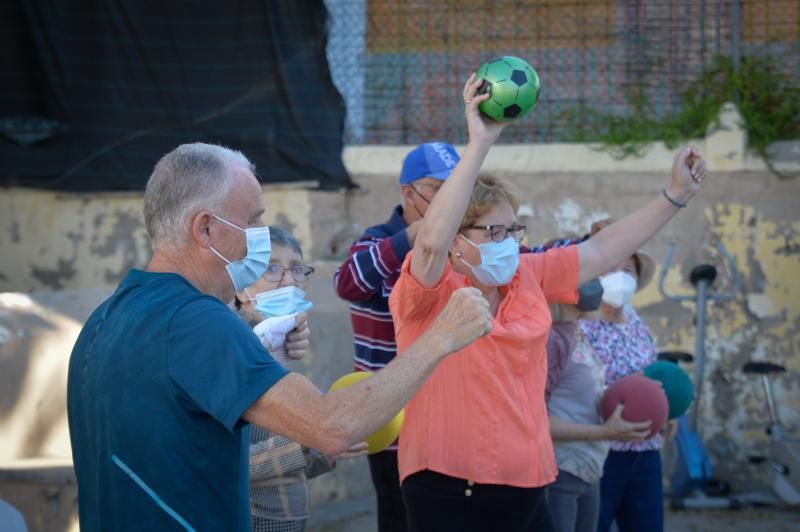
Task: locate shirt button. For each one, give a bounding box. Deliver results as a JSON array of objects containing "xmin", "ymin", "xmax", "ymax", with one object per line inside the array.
[
  {"xmin": 467, "ymin": 480, "xmax": 475, "ymax": 486},
  {"xmin": 465, "ymin": 488, "xmax": 473, "ymax": 496}
]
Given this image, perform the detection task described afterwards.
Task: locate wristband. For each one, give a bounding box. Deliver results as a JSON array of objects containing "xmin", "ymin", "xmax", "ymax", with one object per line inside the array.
[{"xmin": 662, "ymin": 188, "xmax": 688, "ymax": 208}]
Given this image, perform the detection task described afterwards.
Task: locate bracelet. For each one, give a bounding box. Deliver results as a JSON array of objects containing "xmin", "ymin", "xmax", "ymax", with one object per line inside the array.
[{"xmin": 661, "ymin": 188, "xmax": 688, "ymax": 208}]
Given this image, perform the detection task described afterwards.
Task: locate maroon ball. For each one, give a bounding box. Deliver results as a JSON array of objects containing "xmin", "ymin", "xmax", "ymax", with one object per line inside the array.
[{"xmin": 601, "ymin": 373, "xmax": 668, "ymax": 438}]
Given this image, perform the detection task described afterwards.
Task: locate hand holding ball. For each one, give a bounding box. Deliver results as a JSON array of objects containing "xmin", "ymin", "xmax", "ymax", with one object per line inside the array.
[
  {"xmin": 328, "ymin": 372, "xmax": 404, "ymax": 454},
  {"xmin": 600, "ymin": 373, "xmax": 668, "ymax": 438},
  {"xmin": 474, "ymin": 56, "xmax": 540, "ymax": 122}
]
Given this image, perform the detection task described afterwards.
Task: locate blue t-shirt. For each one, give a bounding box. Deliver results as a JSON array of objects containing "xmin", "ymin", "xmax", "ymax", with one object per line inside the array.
[{"xmin": 67, "ymin": 269, "xmax": 289, "ymax": 531}]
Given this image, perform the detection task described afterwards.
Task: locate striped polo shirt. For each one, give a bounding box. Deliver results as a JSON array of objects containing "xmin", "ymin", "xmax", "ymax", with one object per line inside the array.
[{"xmin": 334, "ymin": 205, "xmax": 411, "ymax": 373}]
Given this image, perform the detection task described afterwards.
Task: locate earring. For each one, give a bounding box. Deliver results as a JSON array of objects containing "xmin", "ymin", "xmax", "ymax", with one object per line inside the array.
[{"xmin": 455, "ymin": 252, "xmax": 462, "ymax": 258}]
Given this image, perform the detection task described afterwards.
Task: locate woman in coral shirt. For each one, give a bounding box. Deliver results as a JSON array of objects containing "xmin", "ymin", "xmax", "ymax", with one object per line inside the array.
[{"xmin": 388, "ymin": 74, "xmax": 707, "ymax": 532}]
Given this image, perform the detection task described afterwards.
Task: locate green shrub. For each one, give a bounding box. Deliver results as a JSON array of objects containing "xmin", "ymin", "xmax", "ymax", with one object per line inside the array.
[{"xmin": 562, "ymin": 56, "xmax": 800, "ymax": 178}]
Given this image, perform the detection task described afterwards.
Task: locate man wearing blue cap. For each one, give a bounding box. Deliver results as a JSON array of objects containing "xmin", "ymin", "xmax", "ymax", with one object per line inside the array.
[{"xmin": 334, "ymin": 141, "xmax": 460, "ymax": 532}]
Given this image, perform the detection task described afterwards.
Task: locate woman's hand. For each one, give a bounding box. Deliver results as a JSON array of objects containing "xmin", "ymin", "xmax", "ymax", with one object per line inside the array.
[
  {"xmin": 661, "ymin": 419, "xmax": 679, "ymax": 441},
  {"xmin": 285, "ymin": 313, "xmax": 310, "ymax": 360},
  {"xmin": 462, "ymin": 74, "xmax": 507, "ymax": 146},
  {"xmin": 668, "ymin": 145, "xmax": 707, "ymax": 205},
  {"xmin": 601, "ymin": 404, "xmax": 652, "ymax": 442}
]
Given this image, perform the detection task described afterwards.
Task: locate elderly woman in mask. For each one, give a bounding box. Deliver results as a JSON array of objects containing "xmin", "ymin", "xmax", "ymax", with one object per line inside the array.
[
  {"xmin": 234, "ymin": 227, "xmax": 367, "ymax": 532},
  {"xmin": 388, "ymin": 74, "xmax": 706, "ymax": 532},
  {"xmin": 577, "ymin": 219, "xmax": 677, "ymax": 532}
]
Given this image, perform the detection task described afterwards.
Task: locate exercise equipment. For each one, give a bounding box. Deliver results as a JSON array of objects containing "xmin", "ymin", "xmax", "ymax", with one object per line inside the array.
[
  {"xmin": 661, "ymin": 243, "xmax": 800, "ymax": 509},
  {"xmin": 740, "ymin": 361, "xmax": 800, "ymax": 506},
  {"xmin": 659, "ymin": 242, "xmax": 740, "ymax": 509}
]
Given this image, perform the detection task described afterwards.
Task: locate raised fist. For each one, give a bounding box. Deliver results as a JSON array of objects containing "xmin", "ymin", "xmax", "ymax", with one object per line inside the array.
[{"xmin": 429, "ymin": 287, "xmax": 493, "ymax": 354}]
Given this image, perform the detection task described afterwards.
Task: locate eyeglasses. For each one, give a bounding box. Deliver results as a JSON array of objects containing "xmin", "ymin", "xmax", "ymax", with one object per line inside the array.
[
  {"xmin": 409, "ymin": 184, "xmax": 440, "ymax": 205},
  {"xmin": 465, "ymin": 224, "xmax": 527, "ymax": 243},
  {"xmin": 263, "ymin": 263, "xmax": 315, "ymax": 282}
]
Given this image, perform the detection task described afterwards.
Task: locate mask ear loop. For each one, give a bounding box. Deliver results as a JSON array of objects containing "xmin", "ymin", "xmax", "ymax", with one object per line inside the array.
[
  {"xmin": 212, "ymin": 214, "xmax": 245, "ymax": 232},
  {"xmin": 458, "ymin": 233, "xmax": 480, "ymax": 249},
  {"xmin": 209, "ymin": 246, "xmax": 232, "ymax": 265},
  {"xmin": 208, "ymin": 215, "xmax": 244, "ymax": 265},
  {"xmin": 454, "ymin": 234, "xmax": 481, "ymax": 270}
]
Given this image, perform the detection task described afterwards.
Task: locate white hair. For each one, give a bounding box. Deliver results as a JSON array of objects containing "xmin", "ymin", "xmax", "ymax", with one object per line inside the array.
[{"xmin": 143, "ymin": 143, "xmax": 254, "ymax": 248}]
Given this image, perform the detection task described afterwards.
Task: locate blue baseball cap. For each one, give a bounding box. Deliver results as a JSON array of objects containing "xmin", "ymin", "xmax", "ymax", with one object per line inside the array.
[{"xmin": 399, "ymin": 142, "xmax": 460, "ymax": 185}]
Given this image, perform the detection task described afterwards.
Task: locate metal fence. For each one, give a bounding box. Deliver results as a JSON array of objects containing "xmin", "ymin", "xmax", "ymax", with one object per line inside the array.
[{"xmin": 325, "ymin": 0, "xmax": 800, "ymax": 145}]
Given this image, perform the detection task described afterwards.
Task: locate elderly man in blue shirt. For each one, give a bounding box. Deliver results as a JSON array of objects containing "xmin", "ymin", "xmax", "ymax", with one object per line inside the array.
[{"xmin": 66, "ymin": 143, "xmax": 494, "ymax": 531}]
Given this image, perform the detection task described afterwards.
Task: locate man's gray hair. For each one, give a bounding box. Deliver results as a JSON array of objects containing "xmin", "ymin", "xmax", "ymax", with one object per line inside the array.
[{"xmin": 144, "ymin": 143, "xmax": 254, "ymax": 248}]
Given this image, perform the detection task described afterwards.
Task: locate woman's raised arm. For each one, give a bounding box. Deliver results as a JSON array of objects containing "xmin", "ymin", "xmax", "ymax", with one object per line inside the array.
[
  {"xmin": 576, "ymin": 146, "xmax": 706, "ymax": 285},
  {"xmin": 410, "ymin": 75, "xmax": 508, "ymax": 287}
]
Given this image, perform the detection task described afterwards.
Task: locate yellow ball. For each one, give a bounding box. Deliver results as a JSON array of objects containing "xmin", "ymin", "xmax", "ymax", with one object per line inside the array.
[{"xmin": 328, "ymin": 371, "xmax": 405, "ymax": 454}]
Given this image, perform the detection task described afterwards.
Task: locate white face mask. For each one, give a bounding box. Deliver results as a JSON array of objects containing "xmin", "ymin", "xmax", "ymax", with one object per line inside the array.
[
  {"xmin": 600, "ymin": 271, "xmax": 637, "ymax": 308},
  {"xmin": 458, "ymin": 235, "xmax": 520, "ymax": 287}
]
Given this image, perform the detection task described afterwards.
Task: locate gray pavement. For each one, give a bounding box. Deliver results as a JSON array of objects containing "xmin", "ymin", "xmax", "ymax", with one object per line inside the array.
[{"xmin": 307, "ymin": 495, "xmax": 800, "ymax": 532}]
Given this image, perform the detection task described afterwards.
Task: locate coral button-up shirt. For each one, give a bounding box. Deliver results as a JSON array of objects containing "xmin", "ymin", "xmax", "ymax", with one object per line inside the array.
[{"xmin": 389, "ymin": 246, "xmax": 580, "ymax": 487}]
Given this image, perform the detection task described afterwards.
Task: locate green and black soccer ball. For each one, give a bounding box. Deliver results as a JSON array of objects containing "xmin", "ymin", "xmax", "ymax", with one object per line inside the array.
[{"xmin": 475, "ymin": 56, "xmax": 540, "ymax": 122}]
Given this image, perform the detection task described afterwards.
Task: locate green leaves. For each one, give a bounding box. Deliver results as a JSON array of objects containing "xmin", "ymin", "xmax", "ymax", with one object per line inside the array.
[{"xmin": 562, "ymin": 56, "xmax": 800, "ymax": 178}]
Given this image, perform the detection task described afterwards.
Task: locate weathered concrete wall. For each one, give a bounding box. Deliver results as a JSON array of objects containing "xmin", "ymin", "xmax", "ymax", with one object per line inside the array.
[
  {"xmin": 0, "ymin": 186, "xmax": 314, "ymax": 293},
  {"xmin": 1, "ymin": 133, "xmax": 798, "ymax": 528}
]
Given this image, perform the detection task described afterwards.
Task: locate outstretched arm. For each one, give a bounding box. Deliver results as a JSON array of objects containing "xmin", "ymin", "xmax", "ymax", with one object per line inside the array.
[
  {"xmin": 576, "ymin": 146, "xmax": 706, "ymax": 284},
  {"xmin": 243, "ymin": 287, "xmax": 492, "ymax": 456}
]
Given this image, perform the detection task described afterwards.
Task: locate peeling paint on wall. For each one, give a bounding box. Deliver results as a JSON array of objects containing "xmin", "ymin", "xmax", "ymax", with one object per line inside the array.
[
  {"xmin": 30, "ymin": 258, "xmax": 78, "ymax": 291},
  {"xmin": 0, "ymin": 190, "xmax": 152, "ymax": 292},
  {"xmin": 552, "ymin": 197, "xmax": 608, "ymax": 236},
  {"xmin": 635, "ymin": 202, "xmax": 800, "ymax": 490},
  {"xmin": 0, "ymin": 186, "xmax": 314, "ymax": 293},
  {"xmin": 260, "ymin": 188, "xmax": 312, "ymax": 254}
]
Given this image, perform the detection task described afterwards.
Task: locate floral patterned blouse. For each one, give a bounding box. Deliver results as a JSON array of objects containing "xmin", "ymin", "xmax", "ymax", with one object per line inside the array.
[{"xmin": 579, "ymin": 305, "xmax": 662, "ymax": 452}]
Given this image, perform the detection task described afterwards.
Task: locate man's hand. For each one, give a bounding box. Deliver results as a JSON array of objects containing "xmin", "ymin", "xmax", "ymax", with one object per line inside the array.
[
  {"xmin": 427, "ymin": 287, "xmax": 492, "ymax": 355},
  {"xmin": 601, "ymin": 404, "xmax": 652, "ymax": 442},
  {"xmin": 286, "ymin": 313, "xmax": 311, "ymax": 360}
]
